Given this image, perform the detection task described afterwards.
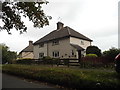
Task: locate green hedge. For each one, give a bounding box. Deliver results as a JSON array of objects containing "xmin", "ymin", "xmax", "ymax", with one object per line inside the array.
[
  {"xmin": 2, "ymin": 64, "xmax": 120, "ymax": 89},
  {"xmin": 15, "ymin": 57, "xmax": 60, "ymax": 65}
]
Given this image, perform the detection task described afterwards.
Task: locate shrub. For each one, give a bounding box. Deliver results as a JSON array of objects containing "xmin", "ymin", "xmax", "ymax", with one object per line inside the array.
[
  {"xmin": 80, "ymin": 57, "xmax": 114, "ymax": 69},
  {"xmin": 16, "ymin": 59, "xmax": 33, "ymax": 64},
  {"xmin": 103, "ymin": 47, "xmax": 120, "ymax": 62},
  {"xmin": 42, "ymin": 56, "xmax": 53, "ymax": 64},
  {"xmin": 86, "ymin": 46, "xmax": 102, "ymax": 57},
  {"xmin": 86, "ymin": 54, "xmax": 98, "ymax": 57}
]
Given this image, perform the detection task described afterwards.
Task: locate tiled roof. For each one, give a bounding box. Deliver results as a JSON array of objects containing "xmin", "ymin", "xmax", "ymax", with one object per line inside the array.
[
  {"xmin": 21, "ymin": 45, "xmax": 33, "ymax": 52},
  {"xmin": 34, "ymin": 26, "xmax": 92, "ymax": 45},
  {"xmin": 20, "ymin": 41, "xmax": 33, "ymax": 53}
]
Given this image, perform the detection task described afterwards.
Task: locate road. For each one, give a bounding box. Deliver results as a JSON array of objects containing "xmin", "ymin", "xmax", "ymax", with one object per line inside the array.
[{"xmin": 1, "ymin": 72, "xmax": 62, "ymax": 89}]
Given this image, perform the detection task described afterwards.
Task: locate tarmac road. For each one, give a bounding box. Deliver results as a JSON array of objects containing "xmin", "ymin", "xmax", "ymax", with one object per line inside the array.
[{"xmin": 1, "ymin": 72, "xmax": 61, "ymax": 89}]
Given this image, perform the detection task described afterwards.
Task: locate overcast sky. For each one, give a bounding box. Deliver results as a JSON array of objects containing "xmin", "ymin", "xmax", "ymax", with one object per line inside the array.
[{"xmin": 0, "ymin": 0, "xmax": 119, "ymax": 53}]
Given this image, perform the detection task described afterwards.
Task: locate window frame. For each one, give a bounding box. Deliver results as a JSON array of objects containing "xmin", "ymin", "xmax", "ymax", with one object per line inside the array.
[
  {"xmin": 39, "ymin": 43, "xmax": 44, "ymax": 48},
  {"xmin": 52, "ymin": 40, "xmax": 59, "ymax": 46},
  {"xmin": 52, "ymin": 51, "xmax": 59, "ymax": 58},
  {"xmin": 39, "ymin": 53, "xmax": 44, "ymax": 58}
]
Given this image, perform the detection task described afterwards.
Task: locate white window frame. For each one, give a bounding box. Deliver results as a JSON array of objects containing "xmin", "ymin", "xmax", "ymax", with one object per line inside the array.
[
  {"xmin": 39, "ymin": 43, "xmax": 44, "ymax": 48},
  {"xmin": 52, "ymin": 51, "xmax": 59, "ymax": 58},
  {"xmin": 39, "ymin": 53, "xmax": 44, "ymax": 58},
  {"xmin": 52, "ymin": 40, "xmax": 59, "ymax": 46}
]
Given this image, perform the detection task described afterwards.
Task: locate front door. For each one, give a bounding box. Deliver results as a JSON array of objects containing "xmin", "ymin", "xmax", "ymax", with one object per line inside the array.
[{"xmin": 78, "ymin": 50, "xmax": 81, "ymax": 60}]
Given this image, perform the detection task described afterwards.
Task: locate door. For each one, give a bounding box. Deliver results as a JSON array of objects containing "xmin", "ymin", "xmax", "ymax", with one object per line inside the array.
[{"xmin": 78, "ymin": 50, "xmax": 81, "ymax": 60}]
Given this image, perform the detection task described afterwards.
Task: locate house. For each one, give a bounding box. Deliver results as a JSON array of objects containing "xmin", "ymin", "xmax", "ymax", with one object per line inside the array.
[
  {"xmin": 19, "ymin": 41, "xmax": 34, "ymax": 59},
  {"xmin": 33, "ymin": 22, "xmax": 92, "ymax": 59}
]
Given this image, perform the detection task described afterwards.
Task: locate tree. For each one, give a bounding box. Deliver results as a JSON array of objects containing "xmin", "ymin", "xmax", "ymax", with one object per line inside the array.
[
  {"xmin": 0, "ymin": 0, "xmax": 51, "ymax": 34},
  {"xmin": 86, "ymin": 46, "xmax": 102, "ymax": 57},
  {"xmin": 0, "ymin": 44, "xmax": 17, "ymax": 64},
  {"xmin": 103, "ymin": 47, "xmax": 120, "ymax": 61}
]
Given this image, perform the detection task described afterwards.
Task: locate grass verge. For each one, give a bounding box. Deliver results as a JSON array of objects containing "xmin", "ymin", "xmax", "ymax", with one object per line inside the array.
[{"xmin": 2, "ymin": 64, "xmax": 120, "ymax": 89}]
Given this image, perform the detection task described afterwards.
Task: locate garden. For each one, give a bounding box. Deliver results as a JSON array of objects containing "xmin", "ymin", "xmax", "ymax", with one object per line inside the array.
[
  {"xmin": 1, "ymin": 45, "xmax": 120, "ymax": 88},
  {"xmin": 2, "ymin": 64, "xmax": 120, "ymax": 89}
]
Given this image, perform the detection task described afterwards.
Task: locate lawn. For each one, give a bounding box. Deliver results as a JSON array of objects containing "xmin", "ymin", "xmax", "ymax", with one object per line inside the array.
[{"xmin": 2, "ymin": 64, "xmax": 120, "ymax": 89}]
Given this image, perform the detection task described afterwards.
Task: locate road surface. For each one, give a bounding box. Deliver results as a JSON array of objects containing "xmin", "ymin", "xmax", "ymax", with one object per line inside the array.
[{"xmin": 1, "ymin": 72, "xmax": 62, "ymax": 89}]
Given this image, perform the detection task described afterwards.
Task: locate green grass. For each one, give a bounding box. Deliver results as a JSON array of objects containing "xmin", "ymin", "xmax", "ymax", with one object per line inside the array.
[{"xmin": 2, "ymin": 64, "xmax": 120, "ymax": 89}]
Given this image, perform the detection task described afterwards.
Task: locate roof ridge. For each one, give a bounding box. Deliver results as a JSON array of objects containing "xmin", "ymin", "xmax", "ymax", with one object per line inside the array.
[{"xmin": 66, "ymin": 26, "xmax": 71, "ymax": 35}]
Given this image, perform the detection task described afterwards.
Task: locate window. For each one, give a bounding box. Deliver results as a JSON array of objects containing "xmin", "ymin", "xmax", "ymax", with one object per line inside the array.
[
  {"xmin": 71, "ymin": 50, "xmax": 74, "ymax": 56},
  {"xmin": 81, "ymin": 40, "xmax": 84, "ymax": 45},
  {"xmin": 39, "ymin": 43, "xmax": 44, "ymax": 48},
  {"xmin": 52, "ymin": 40, "xmax": 59, "ymax": 46},
  {"xmin": 53, "ymin": 51, "xmax": 59, "ymax": 58},
  {"xmin": 39, "ymin": 53, "xmax": 44, "ymax": 58}
]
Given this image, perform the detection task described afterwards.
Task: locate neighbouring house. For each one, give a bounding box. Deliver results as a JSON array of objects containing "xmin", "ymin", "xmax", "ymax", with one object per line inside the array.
[
  {"xmin": 19, "ymin": 41, "xmax": 34, "ymax": 59},
  {"xmin": 33, "ymin": 22, "xmax": 92, "ymax": 59}
]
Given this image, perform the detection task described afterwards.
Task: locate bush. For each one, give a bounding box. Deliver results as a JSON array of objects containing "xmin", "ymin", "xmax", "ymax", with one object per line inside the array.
[
  {"xmin": 86, "ymin": 54, "xmax": 98, "ymax": 57},
  {"xmin": 103, "ymin": 47, "xmax": 120, "ymax": 62},
  {"xmin": 42, "ymin": 56, "xmax": 53, "ymax": 64},
  {"xmin": 86, "ymin": 46, "xmax": 102, "ymax": 57},
  {"xmin": 80, "ymin": 57, "xmax": 114, "ymax": 69},
  {"xmin": 16, "ymin": 59, "xmax": 34, "ymax": 64}
]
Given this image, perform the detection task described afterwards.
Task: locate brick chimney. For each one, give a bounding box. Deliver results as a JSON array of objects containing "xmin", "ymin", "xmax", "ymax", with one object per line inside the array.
[
  {"xmin": 29, "ymin": 40, "xmax": 33, "ymax": 46},
  {"xmin": 57, "ymin": 22, "xmax": 64, "ymax": 30}
]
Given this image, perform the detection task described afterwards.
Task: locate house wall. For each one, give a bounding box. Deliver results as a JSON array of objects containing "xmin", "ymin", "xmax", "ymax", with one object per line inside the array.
[
  {"xmin": 21, "ymin": 52, "xmax": 34, "ymax": 59},
  {"xmin": 48, "ymin": 38, "xmax": 71, "ymax": 58},
  {"xmin": 70, "ymin": 37, "xmax": 91, "ymax": 49},
  {"xmin": 34, "ymin": 38, "xmax": 71, "ymax": 59},
  {"xmin": 34, "ymin": 44, "xmax": 47, "ymax": 59},
  {"xmin": 70, "ymin": 45, "xmax": 78, "ymax": 59},
  {"xmin": 34, "ymin": 37, "xmax": 91, "ymax": 59}
]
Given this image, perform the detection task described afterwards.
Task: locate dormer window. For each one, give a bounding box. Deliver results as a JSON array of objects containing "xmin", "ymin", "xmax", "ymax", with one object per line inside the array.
[
  {"xmin": 52, "ymin": 40, "xmax": 59, "ymax": 46},
  {"xmin": 39, "ymin": 43, "xmax": 44, "ymax": 48}
]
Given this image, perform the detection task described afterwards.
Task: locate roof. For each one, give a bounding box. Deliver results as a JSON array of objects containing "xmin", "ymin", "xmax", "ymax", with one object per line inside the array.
[
  {"xmin": 20, "ymin": 44, "xmax": 33, "ymax": 54},
  {"xmin": 70, "ymin": 44, "xmax": 85, "ymax": 51},
  {"xmin": 34, "ymin": 26, "xmax": 92, "ymax": 45}
]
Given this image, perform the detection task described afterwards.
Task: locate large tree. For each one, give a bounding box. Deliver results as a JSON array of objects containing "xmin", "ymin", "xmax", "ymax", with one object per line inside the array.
[{"xmin": 0, "ymin": 0, "xmax": 51, "ymax": 34}]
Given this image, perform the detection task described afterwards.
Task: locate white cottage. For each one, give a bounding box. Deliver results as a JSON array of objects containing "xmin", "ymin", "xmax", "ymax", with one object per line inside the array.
[{"xmin": 33, "ymin": 22, "xmax": 92, "ymax": 59}]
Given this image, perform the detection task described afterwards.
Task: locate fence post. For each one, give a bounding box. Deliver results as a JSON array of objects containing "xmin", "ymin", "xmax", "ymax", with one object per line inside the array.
[
  {"xmin": 68, "ymin": 59, "xmax": 69, "ymax": 67},
  {"xmin": 57, "ymin": 59, "xmax": 60, "ymax": 67}
]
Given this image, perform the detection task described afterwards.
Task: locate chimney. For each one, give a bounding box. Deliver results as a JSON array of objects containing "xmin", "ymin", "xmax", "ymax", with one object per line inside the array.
[
  {"xmin": 57, "ymin": 22, "xmax": 64, "ymax": 30},
  {"xmin": 29, "ymin": 40, "xmax": 33, "ymax": 46}
]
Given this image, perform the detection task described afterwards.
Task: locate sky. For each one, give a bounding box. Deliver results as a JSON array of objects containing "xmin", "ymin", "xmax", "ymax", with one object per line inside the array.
[{"xmin": 0, "ymin": 0, "xmax": 119, "ymax": 53}]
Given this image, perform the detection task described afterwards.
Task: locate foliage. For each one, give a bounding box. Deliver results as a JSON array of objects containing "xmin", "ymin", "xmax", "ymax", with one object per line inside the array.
[
  {"xmin": 86, "ymin": 46, "xmax": 102, "ymax": 57},
  {"xmin": 80, "ymin": 57, "xmax": 114, "ymax": 69},
  {"xmin": 0, "ymin": 0, "xmax": 51, "ymax": 34},
  {"xmin": 86, "ymin": 54, "xmax": 98, "ymax": 57},
  {"xmin": 0, "ymin": 44, "xmax": 17, "ymax": 64},
  {"xmin": 103, "ymin": 47, "xmax": 120, "ymax": 62},
  {"xmin": 2, "ymin": 64, "xmax": 120, "ymax": 88},
  {"xmin": 41, "ymin": 56, "xmax": 60, "ymax": 65}
]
